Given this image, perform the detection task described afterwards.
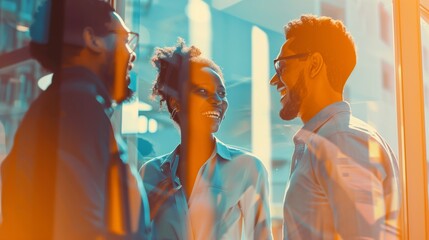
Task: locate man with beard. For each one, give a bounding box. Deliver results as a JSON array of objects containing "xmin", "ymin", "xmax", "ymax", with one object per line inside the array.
[
  {"xmin": 270, "ymin": 15, "xmax": 401, "ymax": 239},
  {"xmin": 0, "ymin": 0, "xmax": 150, "ymax": 239}
]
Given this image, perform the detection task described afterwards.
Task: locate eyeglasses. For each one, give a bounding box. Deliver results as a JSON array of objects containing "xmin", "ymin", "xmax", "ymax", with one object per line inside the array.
[
  {"xmin": 126, "ymin": 31, "xmax": 139, "ymax": 52},
  {"xmin": 108, "ymin": 31, "xmax": 139, "ymax": 52},
  {"xmin": 273, "ymin": 52, "xmax": 311, "ymax": 80}
]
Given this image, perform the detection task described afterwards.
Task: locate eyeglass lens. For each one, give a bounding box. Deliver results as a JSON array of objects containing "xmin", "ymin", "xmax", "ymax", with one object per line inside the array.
[{"xmin": 127, "ymin": 33, "xmax": 138, "ymax": 51}]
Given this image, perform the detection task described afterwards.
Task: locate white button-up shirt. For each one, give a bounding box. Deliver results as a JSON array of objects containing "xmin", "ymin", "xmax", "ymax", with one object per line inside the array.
[
  {"xmin": 140, "ymin": 139, "xmax": 273, "ymax": 240},
  {"xmin": 283, "ymin": 101, "xmax": 401, "ymax": 240}
]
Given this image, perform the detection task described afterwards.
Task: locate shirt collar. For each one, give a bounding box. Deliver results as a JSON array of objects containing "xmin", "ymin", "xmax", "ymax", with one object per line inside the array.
[
  {"xmin": 215, "ymin": 138, "xmax": 233, "ymax": 161},
  {"xmin": 293, "ymin": 101, "xmax": 351, "ymax": 144},
  {"xmin": 160, "ymin": 137, "xmax": 232, "ymax": 178},
  {"xmin": 51, "ymin": 66, "xmax": 112, "ymax": 108}
]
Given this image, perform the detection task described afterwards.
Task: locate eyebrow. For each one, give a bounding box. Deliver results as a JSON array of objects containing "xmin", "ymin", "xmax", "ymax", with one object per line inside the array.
[{"xmin": 190, "ymin": 84, "xmax": 226, "ymax": 91}]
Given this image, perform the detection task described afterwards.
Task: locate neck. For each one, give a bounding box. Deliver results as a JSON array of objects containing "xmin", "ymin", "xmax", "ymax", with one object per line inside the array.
[
  {"xmin": 178, "ymin": 127, "xmax": 216, "ymax": 199},
  {"xmin": 300, "ymin": 89, "xmax": 342, "ymax": 124},
  {"xmin": 180, "ymin": 129, "xmax": 216, "ymax": 159},
  {"xmin": 63, "ymin": 50, "xmax": 103, "ymax": 79}
]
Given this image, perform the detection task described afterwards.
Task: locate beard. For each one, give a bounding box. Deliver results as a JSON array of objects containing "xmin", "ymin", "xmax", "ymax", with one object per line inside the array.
[
  {"xmin": 120, "ymin": 77, "xmax": 136, "ymax": 104},
  {"xmin": 279, "ymin": 71, "xmax": 307, "ymax": 120},
  {"xmin": 101, "ymin": 49, "xmax": 134, "ymax": 104}
]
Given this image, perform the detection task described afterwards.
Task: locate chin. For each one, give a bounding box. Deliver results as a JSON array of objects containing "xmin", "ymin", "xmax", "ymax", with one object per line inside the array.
[
  {"xmin": 115, "ymin": 88, "xmax": 135, "ymax": 104},
  {"xmin": 279, "ymin": 95, "xmax": 302, "ymax": 121},
  {"xmin": 279, "ymin": 108, "xmax": 298, "ymax": 121},
  {"xmin": 209, "ymin": 123, "xmax": 221, "ymax": 133},
  {"xmin": 122, "ymin": 88, "xmax": 136, "ymax": 103}
]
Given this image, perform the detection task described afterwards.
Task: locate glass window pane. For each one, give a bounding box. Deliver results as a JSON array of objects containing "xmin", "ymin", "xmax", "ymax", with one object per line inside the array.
[{"xmin": 0, "ymin": 0, "xmax": 405, "ymax": 238}]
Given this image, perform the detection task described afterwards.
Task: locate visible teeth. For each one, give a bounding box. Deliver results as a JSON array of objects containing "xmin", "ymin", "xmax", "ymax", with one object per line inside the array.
[
  {"xmin": 278, "ymin": 85, "xmax": 288, "ymax": 99},
  {"xmin": 202, "ymin": 111, "xmax": 221, "ymax": 119}
]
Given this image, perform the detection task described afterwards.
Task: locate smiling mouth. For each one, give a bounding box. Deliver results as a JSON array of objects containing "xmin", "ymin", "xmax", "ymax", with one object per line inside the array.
[
  {"xmin": 202, "ymin": 110, "xmax": 222, "ymax": 119},
  {"xmin": 277, "ymin": 85, "xmax": 288, "ymax": 101},
  {"xmin": 126, "ymin": 63, "xmax": 133, "ymax": 85},
  {"xmin": 126, "ymin": 75, "xmax": 131, "ymax": 86},
  {"xmin": 128, "ymin": 62, "xmax": 134, "ymax": 71}
]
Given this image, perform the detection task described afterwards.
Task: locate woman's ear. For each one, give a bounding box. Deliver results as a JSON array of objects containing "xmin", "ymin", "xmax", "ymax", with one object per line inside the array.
[
  {"xmin": 82, "ymin": 27, "xmax": 104, "ymax": 53},
  {"xmin": 167, "ymin": 98, "xmax": 181, "ymax": 121},
  {"xmin": 308, "ymin": 52, "xmax": 324, "ymax": 79},
  {"xmin": 168, "ymin": 98, "xmax": 180, "ymax": 111}
]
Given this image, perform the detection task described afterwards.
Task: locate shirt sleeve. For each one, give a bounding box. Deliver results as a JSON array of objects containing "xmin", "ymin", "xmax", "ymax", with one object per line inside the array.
[
  {"xmin": 310, "ymin": 132, "xmax": 397, "ymax": 239},
  {"xmin": 239, "ymin": 157, "xmax": 273, "ymax": 240}
]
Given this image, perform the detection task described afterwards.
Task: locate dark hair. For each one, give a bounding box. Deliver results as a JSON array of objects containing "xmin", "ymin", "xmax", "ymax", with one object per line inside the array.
[
  {"xmin": 285, "ymin": 15, "xmax": 356, "ymax": 93},
  {"xmin": 29, "ymin": 0, "xmax": 115, "ymax": 72},
  {"xmin": 151, "ymin": 38, "xmax": 223, "ymax": 123}
]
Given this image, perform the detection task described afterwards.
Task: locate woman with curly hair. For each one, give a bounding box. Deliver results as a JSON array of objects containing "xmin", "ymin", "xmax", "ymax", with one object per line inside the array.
[{"xmin": 139, "ymin": 39, "xmax": 272, "ymax": 239}]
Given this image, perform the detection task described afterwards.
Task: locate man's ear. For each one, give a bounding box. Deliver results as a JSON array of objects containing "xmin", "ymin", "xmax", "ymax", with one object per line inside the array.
[
  {"xmin": 82, "ymin": 27, "xmax": 104, "ymax": 53},
  {"xmin": 308, "ymin": 52, "xmax": 324, "ymax": 78}
]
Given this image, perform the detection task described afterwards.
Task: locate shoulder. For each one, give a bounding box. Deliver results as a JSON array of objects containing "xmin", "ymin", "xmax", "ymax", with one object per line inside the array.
[
  {"xmin": 308, "ymin": 115, "xmax": 396, "ymax": 167},
  {"xmin": 313, "ymin": 112, "xmax": 382, "ymax": 145},
  {"xmin": 217, "ymin": 142, "xmax": 269, "ymax": 178},
  {"xmin": 213, "ymin": 143, "xmax": 270, "ymax": 192},
  {"xmin": 140, "ymin": 153, "xmax": 170, "ymax": 176},
  {"xmin": 37, "ymin": 84, "xmax": 110, "ymax": 126},
  {"xmin": 18, "ymin": 88, "xmax": 111, "ymax": 145}
]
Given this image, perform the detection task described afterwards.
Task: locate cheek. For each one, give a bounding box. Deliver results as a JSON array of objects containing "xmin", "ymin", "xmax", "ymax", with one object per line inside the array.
[
  {"xmin": 113, "ymin": 43, "xmax": 130, "ymax": 62},
  {"xmin": 189, "ymin": 93, "xmax": 203, "ymax": 102},
  {"xmin": 284, "ymin": 71, "xmax": 301, "ymax": 89},
  {"xmin": 187, "ymin": 95, "xmax": 206, "ymax": 111}
]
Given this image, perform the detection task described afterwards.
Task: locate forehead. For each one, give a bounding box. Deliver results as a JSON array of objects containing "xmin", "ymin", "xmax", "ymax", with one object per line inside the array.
[
  {"xmin": 279, "ymin": 38, "xmax": 296, "ymax": 57},
  {"xmin": 106, "ymin": 12, "xmax": 130, "ymax": 33},
  {"xmin": 190, "ymin": 65, "xmax": 225, "ymax": 88}
]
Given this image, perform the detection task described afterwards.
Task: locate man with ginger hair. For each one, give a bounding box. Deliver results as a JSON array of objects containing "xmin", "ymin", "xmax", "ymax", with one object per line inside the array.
[{"xmin": 270, "ymin": 15, "xmax": 401, "ymax": 239}]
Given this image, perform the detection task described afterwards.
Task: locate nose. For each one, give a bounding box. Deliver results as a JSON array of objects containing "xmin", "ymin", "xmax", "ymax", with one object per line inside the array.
[
  {"xmin": 270, "ymin": 74, "xmax": 279, "ymax": 86},
  {"xmin": 209, "ymin": 93, "xmax": 223, "ymax": 106}
]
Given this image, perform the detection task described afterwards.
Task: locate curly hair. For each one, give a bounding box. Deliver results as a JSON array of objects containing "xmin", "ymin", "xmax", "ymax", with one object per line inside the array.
[
  {"xmin": 29, "ymin": 0, "xmax": 114, "ymax": 72},
  {"xmin": 151, "ymin": 38, "xmax": 223, "ymax": 123},
  {"xmin": 285, "ymin": 15, "xmax": 357, "ymax": 93}
]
